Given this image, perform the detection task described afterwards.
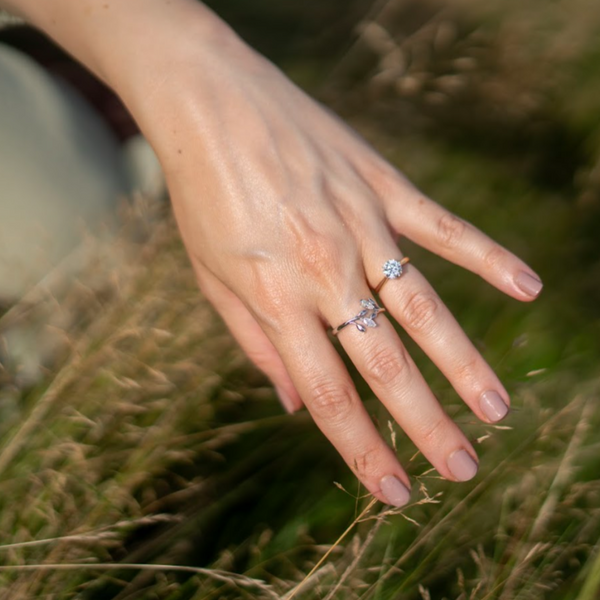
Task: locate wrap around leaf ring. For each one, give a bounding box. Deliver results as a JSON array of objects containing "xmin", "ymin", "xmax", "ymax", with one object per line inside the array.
[{"xmin": 331, "ymin": 298, "xmax": 386, "ymax": 336}]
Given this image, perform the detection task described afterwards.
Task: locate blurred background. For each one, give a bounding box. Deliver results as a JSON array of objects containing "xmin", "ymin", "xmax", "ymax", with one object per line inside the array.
[{"xmin": 0, "ymin": 0, "xmax": 600, "ymax": 598}]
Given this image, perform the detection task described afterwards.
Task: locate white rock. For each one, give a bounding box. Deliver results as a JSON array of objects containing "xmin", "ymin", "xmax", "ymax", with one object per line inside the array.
[{"xmin": 0, "ymin": 42, "xmax": 164, "ymax": 385}]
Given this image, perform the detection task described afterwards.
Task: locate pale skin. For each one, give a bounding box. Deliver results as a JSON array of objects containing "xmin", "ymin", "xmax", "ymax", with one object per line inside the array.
[{"xmin": 3, "ymin": 0, "xmax": 542, "ymax": 506}]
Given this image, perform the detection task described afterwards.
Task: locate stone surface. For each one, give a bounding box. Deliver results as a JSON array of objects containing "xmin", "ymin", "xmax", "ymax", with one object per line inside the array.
[
  {"xmin": 361, "ymin": 298, "xmax": 377, "ymax": 309},
  {"xmin": 382, "ymin": 259, "xmax": 404, "ymax": 279}
]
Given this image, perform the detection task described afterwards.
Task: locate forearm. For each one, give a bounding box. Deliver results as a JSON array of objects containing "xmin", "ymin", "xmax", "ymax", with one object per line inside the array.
[{"xmin": 0, "ymin": 0, "xmax": 244, "ymax": 125}]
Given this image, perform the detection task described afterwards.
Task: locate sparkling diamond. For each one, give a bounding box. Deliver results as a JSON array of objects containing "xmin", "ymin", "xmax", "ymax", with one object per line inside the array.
[
  {"xmin": 362, "ymin": 317, "xmax": 377, "ymax": 328},
  {"xmin": 361, "ymin": 298, "xmax": 377, "ymax": 310},
  {"xmin": 382, "ymin": 259, "xmax": 404, "ymax": 279}
]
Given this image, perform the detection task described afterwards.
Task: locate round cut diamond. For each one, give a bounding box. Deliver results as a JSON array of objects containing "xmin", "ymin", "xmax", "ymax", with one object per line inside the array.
[{"xmin": 382, "ymin": 259, "xmax": 404, "ymax": 279}]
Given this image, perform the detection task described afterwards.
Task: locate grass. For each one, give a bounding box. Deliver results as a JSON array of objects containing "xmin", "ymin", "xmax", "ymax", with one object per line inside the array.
[{"xmin": 1, "ymin": 0, "xmax": 600, "ymax": 598}]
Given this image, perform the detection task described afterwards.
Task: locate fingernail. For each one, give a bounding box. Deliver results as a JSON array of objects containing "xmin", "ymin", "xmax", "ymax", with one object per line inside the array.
[
  {"xmin": 275, "ymin": 386, "xmax": 297, "ymax": 414},
  {"xmin": 379, "ymin": 475, "xmax": 411, "ymax": 507},
  {"xmin": 447, "ymin": 449, "xmax": 478, "ymax": 482},
  {"xmin": 515, "ymin": 272, "xmax": 543, "ymax": 297},
  {"xmin": 480, "ymin": 390, "xmax": 509, "ymax": 422}
]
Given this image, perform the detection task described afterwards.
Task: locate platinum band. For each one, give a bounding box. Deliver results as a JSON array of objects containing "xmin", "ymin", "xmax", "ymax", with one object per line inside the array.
[{"xmin": 332, "ymin": 298, "xmax": 386, "ymax": 336}]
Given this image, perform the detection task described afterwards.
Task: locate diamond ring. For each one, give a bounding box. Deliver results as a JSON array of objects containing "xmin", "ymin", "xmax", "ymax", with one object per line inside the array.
[
  {"xmin": 331, "ymin": 298, "xmax": 386, "ymax": 336},
  {"xmin": 374, "ymin": 257, "xmax": 410, "ymax": 294}
]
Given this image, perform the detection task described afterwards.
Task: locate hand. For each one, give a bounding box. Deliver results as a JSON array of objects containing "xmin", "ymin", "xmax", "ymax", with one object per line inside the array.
[
  {"xmin": 11, "ymin": 0, "xmax": 542, "ymax": 507},
  {"xmin": 137, "ymin": 19, "xmax": 541, "ymax": 508}
]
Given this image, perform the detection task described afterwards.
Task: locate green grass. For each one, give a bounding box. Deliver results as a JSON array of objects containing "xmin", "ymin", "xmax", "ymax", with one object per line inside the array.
[{"xmin": 1, "ymin": 1, "xmax": 600, "ymax": 598}]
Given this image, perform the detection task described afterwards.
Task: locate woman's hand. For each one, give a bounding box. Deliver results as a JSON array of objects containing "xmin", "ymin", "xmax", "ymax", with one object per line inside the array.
[
  {"xmin": 141, "ymin": 25, "xmax": 542, "ymax": 506},
  {"xmin": 9, "ymin": 0, "xmax": 542, "ymax": 507}
]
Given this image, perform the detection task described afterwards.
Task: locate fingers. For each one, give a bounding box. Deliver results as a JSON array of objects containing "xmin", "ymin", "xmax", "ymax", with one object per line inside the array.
[
  {"xmin": 327, "ymin": 297, "xmax": 479, "ymax": 483},
  {"xmin": 268, "ymin": 316, "xmax": 412, "ymax": 506},
  {"xmin": 200, "ymin": 269, "xmax": 419, "ymax": 505},
  {"xmin": 364, "ymin": 249, "xmax": 510, "ymax": 423},
  {"xmin": 382, "ymin": 182, "xmax": 542, "ymax": 302},
  {"xmin": 192, "ymin": 266, "xmax": 304, "ymax": 413}
]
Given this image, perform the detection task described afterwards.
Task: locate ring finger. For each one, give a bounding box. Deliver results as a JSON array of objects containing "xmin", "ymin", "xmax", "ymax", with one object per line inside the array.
[{"xmin": 268, "ymin": 316, "xmax": 413, "ymax": 507}]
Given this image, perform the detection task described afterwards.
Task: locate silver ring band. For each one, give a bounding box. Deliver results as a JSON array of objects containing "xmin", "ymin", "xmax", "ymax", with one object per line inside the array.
[{"xmin": 332, "ymin": 298, "xmax": 386, "ymax": 335}]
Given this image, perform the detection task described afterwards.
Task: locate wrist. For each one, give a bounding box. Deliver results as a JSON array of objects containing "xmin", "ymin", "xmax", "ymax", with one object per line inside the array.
[
  {"xmin": 115, "ymin": 8, "xmax": 278, "ymax": 170},
  {"xmin": 8, "ymin": 0, "xmax": 247, "ymax": 116}
]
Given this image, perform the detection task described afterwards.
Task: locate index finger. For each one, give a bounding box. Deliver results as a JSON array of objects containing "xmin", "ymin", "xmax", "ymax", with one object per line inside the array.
[{"xmin": 383, "ymin": 181, "xmax": 543, "ymax": 301}]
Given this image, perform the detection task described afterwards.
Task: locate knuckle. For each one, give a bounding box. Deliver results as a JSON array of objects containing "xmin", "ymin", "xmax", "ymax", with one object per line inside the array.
[
  {"xmin": 402, "ymin": 290, "xmax": 440, "ymax": 334},
  {"xmin": 437, "ymin": 213, "xmax": 467, "ymax": 249},
  {"xmin": 420, "ymin": 415, "xmax": 449, "ymax": 446},
  {"xmin": 308, "ymin": 379, "xmax": 357, "ymax": 423},
  {"xmin": 351, "ymin": 445, "xmax": 382, "ymax": 478},
  {"xmin": 250, "ymin": 284, "xmax": 293, "ymax": 334},
  {"xmin": 483, "ymin": 245, "xmax": 508, "ymax": 270},
  {"xmin": 284, "ymin": 209, "xmax": 348, "ymax": 279},
  {"xmin": 367, "ymin": 161, "xmax": 401, "ymax": 197},
  {"xmin": 299, "ymin": 233, "xmax": 341, "ymax": 274},
  {"xmin": 454, "ymin": 353, "xmax": 481, "ymax": 384},
  {"xmin": 363, "ymin": 344, "xmax": 410, "ymax": 388}
]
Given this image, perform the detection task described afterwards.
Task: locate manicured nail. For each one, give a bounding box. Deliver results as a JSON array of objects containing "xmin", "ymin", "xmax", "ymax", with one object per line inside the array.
[
  {"xmin": 515, "ymin": 272, "xmax": 543, "ymax": 297},
  {"xmin": 379, "ymin": 475, "xmax": 411, "ymax": 507},
  {"xmin": 480, "ymin": 390, "xmax": 509, "ymax": 422},
  {"xmin": 447, "ymin": 449, "xmax": 478, "ymax": 482},
  {"xmin": 275, "ymin": 386, "xmax": 297, "ymax": 414}
]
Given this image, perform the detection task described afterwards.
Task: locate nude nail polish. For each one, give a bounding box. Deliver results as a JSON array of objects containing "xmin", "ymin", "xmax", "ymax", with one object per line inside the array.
[
  {"xmin": 480, "ymin": 390, "xmax": 509, "ymax": 422},
  {"xmin": 447, "ymin": 449, "xmax": 478, "ymax": 482},
  {"xmin": 380, "ymin": 475, "xmax": 411, "ymax": 507},
  {"xmin": 515, "ymin": 272, "xmax": 543, "ymax": 297}
]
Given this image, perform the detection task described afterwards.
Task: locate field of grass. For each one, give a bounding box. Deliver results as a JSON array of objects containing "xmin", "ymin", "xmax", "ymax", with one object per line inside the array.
[{"xmin": 1, "ymin": 0, "xmax": 600, "ymax": 598}]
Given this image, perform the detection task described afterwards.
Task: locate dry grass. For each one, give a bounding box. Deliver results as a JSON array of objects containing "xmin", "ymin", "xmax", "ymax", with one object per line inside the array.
[
  {"xmin": 0, "ymin": 199, "xmax": 286, "ymax": 598},
  {"xmin": 1, "ymin": 0, "xmax": 600, "ymax": 598}
]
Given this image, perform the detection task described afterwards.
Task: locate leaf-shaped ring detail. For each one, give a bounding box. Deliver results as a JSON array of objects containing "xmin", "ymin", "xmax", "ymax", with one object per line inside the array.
[{"xmin": 331, "ymin": 298, "xmax": 386, "ymax": 335}]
